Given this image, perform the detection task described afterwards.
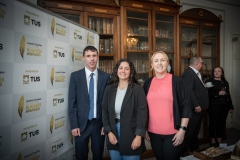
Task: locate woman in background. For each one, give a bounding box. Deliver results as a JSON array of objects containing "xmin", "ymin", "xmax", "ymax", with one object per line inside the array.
[
  {"xmin": 205, "ymin": 67, "xmax": 234, "ymax": 146},
  {"xmin": 143, "ymin": 51, "xmax": 191, "ymax": 160},
  {"xmin": 102, "ymin": 58, "xmax": 147, "ymax": 160}
]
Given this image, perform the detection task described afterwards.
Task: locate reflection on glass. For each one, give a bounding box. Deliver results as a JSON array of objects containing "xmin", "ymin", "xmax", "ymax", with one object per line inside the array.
[
  {"xmin": 181, "ymin": 27, "xmax": 197, "ymax": 56},
  {"xmin": 57, "ymin": 13, "xmax": 79, "ymax": 24},
  {"xmin": 127, "ymin": 11, "xmax": 148, "ymax": 51},
  {"xmin": 202, "ymin": 29, "xmax": 217, "ymax": 57},
  {"xmin": 155, "ymin": 14, "xmax": 174, "ymax": 52}
]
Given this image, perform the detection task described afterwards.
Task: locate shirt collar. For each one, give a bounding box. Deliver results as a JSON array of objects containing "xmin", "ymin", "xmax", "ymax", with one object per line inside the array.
[
  {"xmin": 189, "ymin": 66, "xmax": 199, "ymax": 74},
  {"xmin": 85, "ymin": 67, "xmax": 98, "ymax": 78}
]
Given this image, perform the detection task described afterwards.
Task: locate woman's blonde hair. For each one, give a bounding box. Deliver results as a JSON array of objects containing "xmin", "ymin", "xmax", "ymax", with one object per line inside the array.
[{"xmin": 150, "ymin": 51, "xmax": 169, "ymax": 71}]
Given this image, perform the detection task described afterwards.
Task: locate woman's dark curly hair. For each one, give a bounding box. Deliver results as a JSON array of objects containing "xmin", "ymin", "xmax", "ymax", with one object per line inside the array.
[
  {"xmin": 108, "ymin": 58, "xmax": 138, "ymax": 88},
  {"xmin": 212, "ymin": 66, "xmax": 226, "ymax": 81}
]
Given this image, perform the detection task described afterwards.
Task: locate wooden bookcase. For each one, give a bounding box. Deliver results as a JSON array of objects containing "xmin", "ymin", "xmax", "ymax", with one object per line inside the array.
[{"xmin": 180, "ymin": 8, "xmax": 222, "ymax": 143}]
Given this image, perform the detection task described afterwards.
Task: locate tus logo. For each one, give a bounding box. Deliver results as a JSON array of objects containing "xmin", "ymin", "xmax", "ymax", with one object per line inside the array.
[
  {"xmin": 53, "ymin": 98, "xmax": 64, "ymax": 106},
  {"xmin": 23, "ymin": 75, "xmax": 29, "ymax": 84},
  {"xmin": 21, "ymin": 132, "xmax": 27, "ymax": 142},
  {"xmin": 0, "ymin": 77, "xmax": 4, "ymax": 86},
  {"xmin": 0, "ymin": 8, "xmax": 6, "ymax": 19},
  {"xmin": 23, "ymin": 75, "xmax": 40, "ymax": 84},
  {"xmin": 24, "ymin": 15, "xmax": 41, "ymax": 27},
  {"xmin": 0, "ymin": 43, "xmax": 3, "ymax": 50},
  {"xmin": 53, "ymin": 50, "xmax": 65, "ymax": 58},
  {"xmin": 18, "ymin": 95, "xmax": 24, "ymax": 118},
  {"xmin": 52, "ymin": 142, "xmax": 63, "ymax": 153},
  {"xmin": 74, "ymin": 32, "xmax": 82, "ymax": 40}
]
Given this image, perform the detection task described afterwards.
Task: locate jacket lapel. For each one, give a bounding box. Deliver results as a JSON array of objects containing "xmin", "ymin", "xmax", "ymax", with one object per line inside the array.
[
  {"xmin": 97, "ymin": 69, "xmax": 103, "ymax": 103},
  {"xmin": 79, "ymin": 69, "xmax": 89, "ymax": 100},
  {"xmin": 189, "ymin": 67, "xmax": 206, "ymax": 88},
  {"xmin": 120, "ymin": 85, "xmax": 133, "ymax": 113}
]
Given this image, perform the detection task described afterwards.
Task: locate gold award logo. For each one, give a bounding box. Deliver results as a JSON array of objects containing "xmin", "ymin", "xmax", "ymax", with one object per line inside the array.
[
  {"xmin": 0, "ymin": 7, "xmax": 6, "ymax": 19},
  {"xmin": 17, "ymin": 153, "xmax": 22, "ymax": 160},
  {"xmin": 20, "ymin": 36, "xmax": 26, "ymax": 59},
  {"xmin": 50, "ymin": 67, "xmax": 54, "ymax": 86},
  {"xmin": 51, "ymin": 18, "xmax": 55, "ymax": 36},
  {"xmin": 72, "ymin": 47, "xmax": 75, "ymax": 62},
  {"xmin": 18, "ymin": 95, "xmax": 24, "ymax": 118},
  {"xmin": 50, "ymin": 115, "xmax": 54, "ymax": 134},
  {"xmin": 24, "ymin": 15, "xmax": 30, "ymax": 26},
  {"xmin": 0, "ymin": 77, "xmax": 4, "ymax": 86}
]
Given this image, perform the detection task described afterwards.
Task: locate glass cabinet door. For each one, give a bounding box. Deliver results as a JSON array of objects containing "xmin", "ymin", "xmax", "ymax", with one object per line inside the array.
[
  {"xmin": 201, "ymin": 28, "xmax": 217, "ymax": 82},
  {"xmin": 155, "ymin": 14, "xmax": 175, "ymax": 74},
  {"xmin": 180, "ymin": 27, "xmax": 198, "ymax": 75},
  {"xmin": 87, "ymin": 15, "xmax": 115, "ymax": 74},
  {"xmin": 126, "ymin": 10, "xmax": 150, "ymax": 83}
]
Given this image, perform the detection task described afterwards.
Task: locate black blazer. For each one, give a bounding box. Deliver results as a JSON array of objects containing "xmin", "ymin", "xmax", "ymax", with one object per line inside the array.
[
  {"xmin": 68, "ymin": 68, "xmax": 110, "ymax": 132},
  {"xmin": 182, "ymin": 67, "xmax": 209, "ymax": 110},
  {"xmin": 102, "ymin": 83, "xmax": 148, "ymax": 155}
]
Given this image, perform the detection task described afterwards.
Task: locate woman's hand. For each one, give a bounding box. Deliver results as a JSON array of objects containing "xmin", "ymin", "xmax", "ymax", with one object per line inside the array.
[
  {"xmin": 108, "ymin": 132, "xmax": 118, "ymax": 145},
  {"xmin": 172, "ymin": 129, "xmax": 185, "ymax": 146},
  {"xmin": 145, "ymin": 131, "xmax": 150, "ymax": 142},
  {"xmin": 131, "ymin": 135, "xmax": 141, "ymax": 150}
]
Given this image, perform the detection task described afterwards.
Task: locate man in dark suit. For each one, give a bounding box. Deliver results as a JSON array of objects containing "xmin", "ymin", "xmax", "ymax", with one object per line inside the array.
[
  {"xmin": 182, "ymin": 56, "xmax": 209, "ymax": 155},
  {"xmin": 68, "ymin": 45, "xmax": 110, "ymax": 160}
]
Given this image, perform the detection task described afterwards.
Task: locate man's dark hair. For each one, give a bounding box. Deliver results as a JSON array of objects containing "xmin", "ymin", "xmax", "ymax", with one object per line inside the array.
[{"xmin": 83, "ymin": 45, "xmax": 98, "ymax": 56}]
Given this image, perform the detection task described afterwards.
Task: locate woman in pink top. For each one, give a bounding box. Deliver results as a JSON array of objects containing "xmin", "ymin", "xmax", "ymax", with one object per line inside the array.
[{"xmin": 143, "ymin": 51, "xmax": 191, "ymax": 160}]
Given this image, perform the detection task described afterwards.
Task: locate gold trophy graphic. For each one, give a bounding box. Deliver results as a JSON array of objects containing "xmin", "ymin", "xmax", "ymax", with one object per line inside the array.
[
  {"xmin": 18, "ymin": 95, "xmax": 24, "ymax": 118},
  {"xmin": 51, "ymin": 18, "xmax": 55, "ymax": 36},
  {"xmin": 87, "ymin": 32, "xmax": 90, "ymax": 45},
  {"xmin": 50, "ymin": 67, "xmax": 54, "ymax": 86},
  {"xmin": 72, "ymin": 47, "xmax": 75, "ymax": 62},
  {"xmin": 17, "ymin": 153, "xmax": 22, "ymax": 160},
  {"xmin": 20, "ymin": 36, "xmax": 26, "ymax": 59},
  {"xmin": 50, "ymin": 115, "xmax": 54, "ymax": 134}
]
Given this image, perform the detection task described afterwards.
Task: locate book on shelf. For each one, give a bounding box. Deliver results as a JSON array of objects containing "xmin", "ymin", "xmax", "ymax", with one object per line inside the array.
[
  {"xmin": 107, "ymin": 19, "xmax": 111, "ymax": 34},
  {"xmin": 96, "ymin": 18, "xmax": 100, "ymax": 33},
  {"xmin": 103, "ymin": 19, "xmax": 107, "ymax": 34},
  {"xmin": 92, "ymin": 17, "xmax": 96, "ymax": 31},
  {"xmin": 99, "ymin": 39, "xmax": 105, "ymax": 53},
  {"xmin": 104, "ymin": 39, "xmax": 110, "ymax": 53},
  {"xmin": 88, "ymin": 17, "xmax": 92, "ymax": 30},
  {"xmin": 100, "ymin": 19, "xmax": 103, "ymax": 34},
  {"xmin": 109, "ymin": 38, "xmax": 114, "ymax": 54}
]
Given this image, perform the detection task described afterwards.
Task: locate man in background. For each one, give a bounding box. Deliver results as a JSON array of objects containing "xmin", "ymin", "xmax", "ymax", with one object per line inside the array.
[
  {"xmin": 182, "ymin": 56, "xmax": 209, "ymax": 155},
  {"xmin": 68, "ymin": 45, "xmax": 110, "ymax": 160}
]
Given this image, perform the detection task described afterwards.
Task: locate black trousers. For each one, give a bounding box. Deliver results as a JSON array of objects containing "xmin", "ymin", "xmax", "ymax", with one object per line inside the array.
[
  {"xmin": 183, "ymin": 111, "xmax": 204, "ymax": 152},
  {"xmin": 148, "ymin": 132, "xmax": 184, "ymax": 160},
  {"xmin": 208, "ymin": 104, "xmax": 229, "ymax": 138},
  {"xmin": 74, "ymin": 119, "xmax": 105, "ymax": 160}
]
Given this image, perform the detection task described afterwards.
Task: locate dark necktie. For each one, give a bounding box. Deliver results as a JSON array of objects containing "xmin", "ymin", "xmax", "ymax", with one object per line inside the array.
[{"xmin": 88, "ymin": 73, "xmax": 94, "ymax": 120}]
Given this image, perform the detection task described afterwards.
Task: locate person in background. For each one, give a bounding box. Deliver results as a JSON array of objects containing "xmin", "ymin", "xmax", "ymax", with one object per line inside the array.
[
  {"xmin": 182, "ymin": 56, "xmax": 209, "ymax": 155},
  {"xmin": 143, "ymin": 51, "xmax": 191, "ymax": 160},
  {"xmin": 102, "ymin": 58, "xmax": 148, "ymax": 160},
  {"xmin": 68, "ymin": 45, "xmax": 110, "ymax": 160},
  {"xmin": 205, "ymin": 67, "xmax": 234, "ymax": 146}
]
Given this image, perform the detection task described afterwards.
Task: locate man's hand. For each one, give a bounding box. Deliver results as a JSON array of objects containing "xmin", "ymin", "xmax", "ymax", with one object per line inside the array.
[
  {"xmin": 101, "ymin": 127, "xmax": 104, "ymax": 135},
  {"xmin": 131, "ymin": 135, "xmax": 141, "ymax": 150},
  {"xmin": 195, "ymin": 106, "xmax": 201, "ymax": 113},
  {"xmin": 72, "ymin": 128, "xmax": 80, "ymax": 136},
  {"xmin": 108, "ymin": 132, "xmax": 118, "ymax": 145}
]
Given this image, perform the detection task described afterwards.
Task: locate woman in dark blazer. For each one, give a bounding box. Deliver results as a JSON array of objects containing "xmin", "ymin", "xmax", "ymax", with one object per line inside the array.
[
  {"xmin": 205, "ymin": 67, "xmax": 234, "ymax": 146},
  {"xmin": 102, "ymin": 58, "xmax": 148, "ymax": 159}
]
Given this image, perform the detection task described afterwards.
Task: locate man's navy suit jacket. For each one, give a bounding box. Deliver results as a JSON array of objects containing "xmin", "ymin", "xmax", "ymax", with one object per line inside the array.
[{"xmin": 68, "ymin": 68, "xmax": 110, "ymax": 132}]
